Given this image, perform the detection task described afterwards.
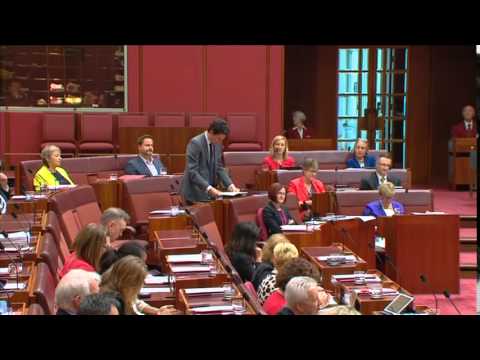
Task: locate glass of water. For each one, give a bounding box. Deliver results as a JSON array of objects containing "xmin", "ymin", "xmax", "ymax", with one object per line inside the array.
[
  {"xmin": 170, "ymin": 205, "xmax": 179, "ymax": 216},
  {"xmin": 109, "ymin": 173, "xmax": 118, "ymax": 181},
  {"xmin": 223, "ymin": 283, "xmax": 235, "ymax": 301},
  {"xmin": 368, "ymin": 283, "xmax": 383, "ymax": 299},
  {"xmin": 209, "ymin": 262, "xmax": 218, "ymax": 277},
  {"xmin": 25, "ymin": 191, "xmax": 34, "ymax": 200},
  {"xmin": 354, "ymin": 271, "xmax": 366, "ymax": 285},
  {"xmin": 232, "ymin": 297, "xmax": 246, "ymax": 315}
]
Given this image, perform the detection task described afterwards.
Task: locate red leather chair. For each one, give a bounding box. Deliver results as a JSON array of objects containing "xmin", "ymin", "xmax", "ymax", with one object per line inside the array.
[
  {"xmin": 189, "ymin": 204, "xmax": 225, "ymax": 253},
  {"xmin": 37, "ymin": 231, "xmax": 62, "ymax": 282},
  {"xmin": 189, "ymin": 113, "xmax": 218, "ymax": 128},
  {"xmin": 31, "ymin": 262, "xmax": 58, "ymax": 315},
  {"xmin": 41, "ymin": 113, "xmax": 77, "ymax": 156},
  {"xmin": 45, "ymin": 211, "xmax": 71, "ymax": 263},
  {"xmin": 226, "ymin": 113, "xmax": 262, "ymax": 151},
  {"xmin": 117, "ymin": 113, "xmax": 150, "ymax": 127},
  {"xmin": 78, "ymin": 113, "xmax": 115, "ymax": 155},
  {"xmin": 223, "ymin": 151, "xmax": 269, "ymax": 189},
  {"xmin": 256, "ymin": 208, "xmax": 269, "ymax": 242}
]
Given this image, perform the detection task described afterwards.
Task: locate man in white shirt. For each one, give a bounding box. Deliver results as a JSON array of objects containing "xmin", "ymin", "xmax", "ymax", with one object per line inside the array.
[{"xmin": 124, "ymin": 135, "xmax": 167, "ymax": 176}]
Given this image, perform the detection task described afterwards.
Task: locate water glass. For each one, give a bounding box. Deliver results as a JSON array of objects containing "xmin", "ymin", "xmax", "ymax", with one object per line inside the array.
[
  {"xmin": 25, "ymin": 191, "xmax": 34, "ymax": 200},
  {"xmin": 223, "ymin": 283, "xmax": 235, "ymax": 301},
  {"xmin": 354, "ymin": 271, "xmax": 366, "ymax": 285},
  {"xmin": 201, "ymin": 250, "xmax": 213, "ymax": 265},
  {"xmin": 170, "ymin": 205, "xmax": 179, "ymax": 216},
  {"xmin": 232, "ymin": 297, "xmax": 246, "ymax": 315},
  {"xmin": 109, "ymin": 173, "xmax": 118, "ymax": 181},
  {"xmin": 209, "ymin": 262, "xmax": 218, "ymax": 277},
  {"xmin": 368, "ymin": 283, "xmax": 383, "ymax": 299},
  {"xmin": 8, "ymin": 262, "xmax": 23, "ymax": 275}
]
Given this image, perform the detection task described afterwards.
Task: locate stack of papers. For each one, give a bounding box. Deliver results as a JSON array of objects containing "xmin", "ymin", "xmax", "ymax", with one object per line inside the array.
[
  {"xmin": 170, "ymin": 265, "xmax": 210, "ymax": 273},
  {"xmin": 280, "ymin": 225, "xmax": 312, "ymax": 232},
  {"xmin": 411, "ymin": 211, "xmax": 446, "ymax": 215},
  {"xmin": 47, "ymin": 184, "xmax": 76, "ymax": 190},
  {"xmin": 190, "ymin": 305, "xmax": 234, "ymax": 314},
  {"xmin": 185, "ymin": 287, "xmax": 225, "ymax": 295},
  {"xmin": 2, "ymin": 282, "xmax": 26, "ymax": 290},
  {"xmin": 166, "ymin": 254, "xmax": 211, "ymax": 263},
  {"xmin": 11, "ymin": 194, "xmax": 48, "ymax": 200},
  {"xmin": 139, "ymin": 287, "xmax": 172, "ymax": 295},
  {"xmin": 353, "ymin": 288, "xmax": 399, "ymax": 296},
  {"xmin": 218, "ymin": 191, "xmax": 248, "ymax": 197},
  {"xmin": 149, "ymin": 209, "xmax": 186, "ymax": 215},
  {"xmin": 0, "ymin": 268, "xmax": 10, "ymax": 275},
  {"xmin": 317, "ymin": 255, "xmax": 357, "ymax": 263},
  {"xmin": 144, "ymin": 275, "xmax": 174, "ymax": 285},
  {"xmin": 331, "ymin": 274, "xmax": 382, "ymax": 283}
]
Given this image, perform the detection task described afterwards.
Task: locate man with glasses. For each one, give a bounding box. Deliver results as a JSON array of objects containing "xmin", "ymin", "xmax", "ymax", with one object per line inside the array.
[{"xmin": 359, "ymin": 154, "xmax": 400, "ymax": 190}]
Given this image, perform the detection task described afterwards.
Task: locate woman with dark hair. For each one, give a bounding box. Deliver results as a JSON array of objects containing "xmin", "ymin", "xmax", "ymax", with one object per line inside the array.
[
  {"xmin": 99, "ymin": 242, "xmax": 147, "ymax": 275},
  {"xmin": 287, "ymin": 158, "xmax": 326, "ymax": 221},
  {"xmin": 346, "ymin": 138, "xmax": 376, "ymax": 169},
  {"xmin": 225, "ymin": 222, "xmax": 262, "ymax": 282},
  {"xmin": 262, "ymin": 183, "xmax": 295, "ymax": 237}
]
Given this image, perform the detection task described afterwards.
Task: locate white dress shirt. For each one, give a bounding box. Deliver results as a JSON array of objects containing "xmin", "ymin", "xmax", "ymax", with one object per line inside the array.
[
  {"xmin": 382, "ymin": 206, "xmax": 395, "ymax": 217},
  {"xmin": 376, "ymin": 172, "xmax": 387, "ymax": 186},
  {"xmin": 465, "ymin": 120, "xmax": 473, "ymax": 131},
  {"xmin": 140, "ymin": 155, "xmax": 159, "ymax": 177},
  {"xmin": 0, "ymin": 193, "xmax": 6, "ymax": 215}
]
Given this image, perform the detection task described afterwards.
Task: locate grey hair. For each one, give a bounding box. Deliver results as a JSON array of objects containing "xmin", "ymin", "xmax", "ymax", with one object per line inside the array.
[
  {"xmin": 100, "ymin": 207, "xmax": 130, "ymax": 226},
  {"xmin": 40, "ymin": 144, "xmax": 61, "ymax": 166},
  {"xmin": 292, "ymin": 111, "xmax": 306, "ymax": 122},
  {"xmin": 55, "ymin": 269, "xmax": 100, "ymax": 313},
  {"xmin": 284, "ymin": 276, "xmax": 318, "ymax": 308}
]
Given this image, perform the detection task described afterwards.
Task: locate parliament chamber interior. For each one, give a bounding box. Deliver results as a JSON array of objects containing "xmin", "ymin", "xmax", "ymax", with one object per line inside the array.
[{"xmin": 0, "ymin": 45, "xmax": 478, "ymax": 316}]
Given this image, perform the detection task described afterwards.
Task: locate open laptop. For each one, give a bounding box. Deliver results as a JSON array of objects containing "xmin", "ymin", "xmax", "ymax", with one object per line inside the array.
[{"xmin": 383, "ymin": 293, "xmax": 415, "ymax": 315}]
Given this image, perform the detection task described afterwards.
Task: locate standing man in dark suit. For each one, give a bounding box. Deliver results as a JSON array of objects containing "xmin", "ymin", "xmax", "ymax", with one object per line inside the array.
[
  {"xmin": 359, "ymin": 154, "xmax": 401, "ymax": 190},
  {"xmin": 124, "ymin": 135, "xmax": 167, "ymax": 176},
  {"xmin": 180, "ymin": 119, "xmax": 240, "ymax": 204},
  {"xmin": 451, "ymin": 105, "xmax": 478, "ymax": 138},
  {"xmin": 0, "ymin": 170, "xmax": 10, "ymax": 218}
]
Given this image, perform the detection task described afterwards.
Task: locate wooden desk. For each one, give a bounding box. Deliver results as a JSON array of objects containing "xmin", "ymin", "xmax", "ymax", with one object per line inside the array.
[
  {"xmin": 141, "ymin": 284, "xmax": 176, "ymax": 309},
  {"xmin": 0, "ymin": 261, "xmax": 34, "ymax": 281},
  {"xmin": 371, "ymin": 305, "xmax": 435, "ymax": 315},
  {"xmin": 301, "ymin": 245, "xmax": 368, "ymax": 291},
  {"xmin": 91, "ymin": 179, "xmax": 122, "ymax": 211},
  {"xmin": 148, "ymin": 213, "xmax": 191, "ymax": 241},
  {"xmin": 7, "ymin": 196, "xmax": 49, "ymax": 222},
  {"xmin": 283, "ymin": 228, "xmax": 326, "ymax": 249},
  {"xmin": 177, "ymin": 286, "xmax": 256, "ymax": 315},
  {"xmin": 378, "ymin": 214, "xmax": 460, "ymax": 294},
  {"xmin": 448, "ymin": 138, "xmax": 477, "ymax": 189},
  {"xmin": 288, "ymin": 139, "xmax": 334, "ymax": 151}
]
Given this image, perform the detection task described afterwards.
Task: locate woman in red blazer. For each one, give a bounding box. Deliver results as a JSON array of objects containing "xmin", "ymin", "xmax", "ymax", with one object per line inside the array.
[
  {"xmin": 286, "ymin": 111, "xmax": 313, "ymax": 139},
  {"xmin": 287, "ymin": 158, "xmax": 326, "ymax": 220},
  {"xmin": 262, "ymin": 135, "xmax": 296, "ymax": 171}
]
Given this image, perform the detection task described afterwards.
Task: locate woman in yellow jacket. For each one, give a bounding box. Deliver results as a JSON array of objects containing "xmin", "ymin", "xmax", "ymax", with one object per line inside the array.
[{"xmin": 34, "ymin": 144, "xmax": 75, "ymax": 191}]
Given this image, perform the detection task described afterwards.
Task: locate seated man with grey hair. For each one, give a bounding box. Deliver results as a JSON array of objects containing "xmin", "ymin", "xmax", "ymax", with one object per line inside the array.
[
  {"xmin": 78, "ymin": 292, "xmax": 123, "ymax": 315},
  {"xmin": 100, "ymin": 207, "xmax": 131, "ymax": 244},
  {"xmin": 55, "ymin": 269, "xmax": 101, "ymax": 315},
  {"xmin": 277, "ymin": 276, "xmax": 321, "ymax": 315}
]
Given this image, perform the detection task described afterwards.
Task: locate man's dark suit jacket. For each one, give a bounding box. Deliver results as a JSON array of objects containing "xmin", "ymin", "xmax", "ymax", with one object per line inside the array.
[
  {"xmin": 359, "ymin": 172, "xmax": 401, "ymax": 190},
  {"xmin": 124, "ymin": 156, "xmax": 166, "ymax": 176}
]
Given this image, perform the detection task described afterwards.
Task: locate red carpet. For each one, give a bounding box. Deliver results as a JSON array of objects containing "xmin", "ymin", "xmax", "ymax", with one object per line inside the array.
[
  {"xmin": 432, "ymin": 189, "xmax": 477, "ymax": 216},
  {"xmin": 460, "ymin": 228, "xmax": 477, "ymax": 238},
  {"xmin": 460, "ymin": 251, "xmax": 477, "ymax": 266},
  {"xmin": 413, "ymin": 278, "xmax": 477, "ymax": 315}
]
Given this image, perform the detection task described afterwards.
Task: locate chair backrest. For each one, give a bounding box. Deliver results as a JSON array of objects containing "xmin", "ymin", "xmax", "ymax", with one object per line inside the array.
[
  {"xmin": 118, "ymin": 113, "xmax": 150, "ymax": 127},
  {"xmin": 153, "ymin": 113, "xmax": 186, "ymax": 127},
  {"xmin": 37, "ymin": 231, "xmax": 62, "ymax": 282},
  {"xmin": 256, "ymin": 207, "xmax": 268, "ymax": 242},
  {"xmin": 289, "ymin": 151, "xmax": 350, "ymax": 170},
  {"xmin": 79, "ymin": 113, "xmax": 113, "ymax": 142},
  {"xmin": 50, "ymin": 185, "xmax": 102, "ymax": 247},
  {"xmin": 226, "ymin": 113, "xmax": 258, "ymax": 143},
  {"xmin": 244, "ymin": 281, "xmax": 258, "ymax": 299},
  {"xmin": 223, "ymin": 151, "xmax": 269, "ymax": 189},
  {"xmin": 189, "ymin": 113, "xmax": 218, "ymax": 128},
  {"xmin": 45, "ymin": 210, "xmax": 71, "ymax": 262},
  {"xmin": 189, "ymin": 204, "xmax": 224, "ymax": 252},
  {"xmin": 27, "ymin": 303, "xmax": 46, "ymax": 315},
  {"xmin": 42, "ymin": 113, "xmax": 76, "ymax": 142},
  {"xmin": 31, "ymin": 262, "xmax": 58, "ymax": 315},
  {"xmin": 122, "ymin": 176, "xmax": 181, "ymax": 226}
]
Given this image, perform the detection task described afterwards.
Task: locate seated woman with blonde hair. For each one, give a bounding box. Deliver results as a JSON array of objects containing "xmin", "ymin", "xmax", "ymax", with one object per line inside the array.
[
  {"xmin": 262, "ymin": 135, "xmax": 296, "ymax": 171},
  {"xmin": 34, "ymin": 144, "xmax": 74, "ymax": 191},
  {"xmin": 362, "ymin": 182, "xmax": 405, "ymax": 217}
]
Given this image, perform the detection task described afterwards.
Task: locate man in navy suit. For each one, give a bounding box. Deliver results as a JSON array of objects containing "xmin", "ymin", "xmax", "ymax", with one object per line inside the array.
[
  {"xmin": 124, "ymin": 135, "xmax": 167, "ymax": 176},
  {"xmin": 359, "ymin": 154, "xmax": 400, "ymax": 190}
]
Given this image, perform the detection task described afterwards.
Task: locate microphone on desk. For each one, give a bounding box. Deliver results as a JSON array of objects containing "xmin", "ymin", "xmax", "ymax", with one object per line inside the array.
[
  {"xmin": 442, "ymin": 290, "xmax": 461, "ymax": 315},
  {"xmin": 0, "ymin": 231, "xmax": 22, "ymax": 291},
  {"xmin": 419, "ymin": 274, "xmax": 439, "ymax": 315}
]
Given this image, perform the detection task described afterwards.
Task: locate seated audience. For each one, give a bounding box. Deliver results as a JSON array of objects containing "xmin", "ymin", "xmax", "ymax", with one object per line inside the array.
[
  {"xmin": 33, "ymin": 144, "xmax": 75, "ymax": 191},
  {"xmin": 251, "ymin": 233, "xmax": 290, "ymax": 290},
  {"xmin": 78, "ymin": 292, "xmax": 122, "ymax": 315},
  {"xmin": 263, "ymin": 183, "xmax": 296, "ymax": 237},
  {"xmin": 286, "ymin": 111, "xmax": 313, "ymax": 139},
  {"xmin": 124, "ymin": 135, "xmax": 167, "ymax": 176},
  {"xmin": 99, "ymin": 241, "xmax": 147, "ymax": 275},
  {"xmin": 59, "ymin": 224, "xmax": 107, "ymax": 278},
  {"xmin": 451, "ymin": 105, "xmax": 478, "ymax": 138},
  {"xmin": 100, "ymin": 207, "xmax": 131, "ymax": 244},
  {"xmin": 277, "ymin": 276, "xmax": 322, "ymax": 315},
  {"xmin": 262, "ymin": 135, "xmax": 296, "ymax": 171},
  {"xmin": 346, "ymin": 138, "xmax": 376, "ymax": 168},
  {"xmin": 263, "ymin": 257, "xmax": 322, "ymax": 315},
  {"xmin": 5, "ymin": 79, "xmax": 31, "ymax": 106},
  {"xmin": 362, "ymin": 182, "xmax": 405, "ymax": 217},
  {"xmin": 55, "ymin": 269, "xmax": 101, "ymax": 315},
  {"xmin": 257, "ymin": 242, "xmax": 299, "ymax": 304},
  {"xmin": 359, "ymin": 153, "xmax": 400, "ymax": 190},
  {"xmin": 287, "ymin": 158, "xmax": 326, "ymax": 221},
  {"xmin": 225, "ymin": 222, "xmax": 262, "ymax": 282},
  {"xmin": 100, "ymin": 255, "xmax": 177, "ymax": 315},
  {"xmin": 0, "ymin": 171, "xmax": 9, "ymax": 218}
]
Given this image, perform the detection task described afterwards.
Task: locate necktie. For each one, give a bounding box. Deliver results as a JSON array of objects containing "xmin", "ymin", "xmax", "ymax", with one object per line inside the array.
[{"xmin": 381, "ymin": 176, "xmax": 386, "ymax": 184}]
